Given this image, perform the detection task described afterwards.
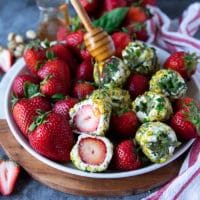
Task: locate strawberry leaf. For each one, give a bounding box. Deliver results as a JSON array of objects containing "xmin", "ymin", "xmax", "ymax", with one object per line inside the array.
[{"xmin": 24, "ymin": 82, "xmax": 40, "ymax": 98}]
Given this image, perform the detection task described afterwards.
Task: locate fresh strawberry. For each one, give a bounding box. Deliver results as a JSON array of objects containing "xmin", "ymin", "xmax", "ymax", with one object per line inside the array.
[
  {"xmin": 73, "ymin": 104, "xmax": 101, "ymax": 133},
  {"xmin": 140, "ymin": 0, "xmax": 157, "ymax": 6},
  {"xmin": 75, "ymin": 59, "xmax": 94, "ymax": 82},
  {"xmin": 174, "ymin": 97, "xmax": 196, "ymax": 111},
  {"xmin": 126, "ymin": 73, "xmax": 149, "ymax": 99},
  {"xmin": 80, "ymin": 0, "xmax": 99, "ymax": 15},
  {"xmin": 102, "ymin": 0, "xmax": 127, "ymax": 12},
  {"xmin": 53, "ymin": 96, "xmax": 78, "ymax": 120},
  {"xmin": 111, "ymin": 32, "xmax": 131, "ymax": 58},
  {"xmin": 12, "ymin": 96, "xmax": 51, "ymax": 138},
  {"xmin": 56, "ymin": 26, "xmax": 69, "ymax": 41},
  {"xmin": 37, "ymin": 58, "xmax": 71, "ymax": 94},
  {"xmin": 12, "ymin": 74, "xmax": 40, "ymax": 98},
  {"xmin": 72, "ymin": 81, "xmax": 96, "ymax": 99},
  {"xmin": 124, "ymin": 5, "xmax": 151, "ymax": 25},
  {"xmin": 170, "ymin": 102, "xmax": 200, "ymax": 141},
  {"xmin": 40, "ymin": 75, "xmax": 67, "ymax": 98},
  {"xmin": 28, "ymin": 111, "xmax": 74, "ymax": 162},
  {"xmin": 0, "ymin": 159, "xmax": 20, "ymax": 196},
  {"xmin": 163, "ymin": 51, "xmax": 198, "ymax": 80},
  {"xmin": 65, "ymin": 30, "xmax": 91, "ymax": 60},
  {"xmin": 110, "ymin": 110, "xmax": 139, "ymax": 139},
  {"xmin": 0, "ymin": 48, "xmax": 13, "ymax": 73},
  {"xmin": 49, "ymin": 43, "xmax": 78, "ymax": 76},
  {"xmin": 123, "ymin": 22, "xmax": 148, "ymax": 41},
  {"xmin": 112, "ymin": 140, "xmax": 141, "ymax": 170},
  {"xmin": 23, "ymin": 41, "xmax": 46, "ymax": 75},
  {"xmin": 78, "ymin": 137, "xmax": 107, "ymax": 165}
]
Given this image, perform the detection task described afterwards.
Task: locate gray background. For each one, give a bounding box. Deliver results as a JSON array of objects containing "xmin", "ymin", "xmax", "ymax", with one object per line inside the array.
[{"xmin": 0, "ymin": 0, "xmax": 199, "ymax": 199}]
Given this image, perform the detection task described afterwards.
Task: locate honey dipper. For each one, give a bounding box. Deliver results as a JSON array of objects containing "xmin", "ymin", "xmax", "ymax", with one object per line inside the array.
[{"xmin": 70, "ymin": 0, "xmax": 116, "ymax": 62}]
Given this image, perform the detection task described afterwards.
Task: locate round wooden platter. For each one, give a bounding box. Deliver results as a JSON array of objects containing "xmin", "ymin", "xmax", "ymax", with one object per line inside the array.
[{"xmin": 0, "ymin": 119, "xmax": 184, "ymax": 197}]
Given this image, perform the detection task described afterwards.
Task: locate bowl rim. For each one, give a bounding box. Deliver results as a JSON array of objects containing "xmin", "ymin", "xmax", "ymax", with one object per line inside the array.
[{"xmin": 4, "ymin": 45, "xmax": 196, "ymax": 179}]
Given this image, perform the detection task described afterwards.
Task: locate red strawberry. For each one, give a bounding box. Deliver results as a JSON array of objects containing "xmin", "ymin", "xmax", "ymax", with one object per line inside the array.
[
  {"xmin": 126, "ymin": 73, "xmax": 149, "ymax": 99},
  {"xmin": 75, "ymin": 59, "xmax": 94, "ymax": 82},
  {"xmin": 164, "ymin": 51, "xmax": 198, "ymax": 80},
  {"xmin": 23, "ymin": 42, "xmax": 46, "ymax": 75},
  {"xmin": 170, "ymin": 102, "xmax": 200, "ymax": 141},
  {"xmin": 112, "ymin": 140, "xmax": 141, "ymax": 170},
  {"xmin": 124, "ymin": 5, "xmax": 151, "ymax": 25},
  {"xmin": 174, "ymin": 97, "xmax": 196, "ymax": 111},
  {"xmin": 0, "ymin": 159, "xmax": 20, "ymax": 196},
  {"xmin": 37, "ymin": 58, "xmax": 71, "ymax": 94},
  {"xmin": 72, "ymin": 81, "xmax": 96, "ymax": 99},
  {"xmin": 0, "ymin": 48, "xmax": 13, "ymax": 73},
  {"xmin": 111, "ymin": 32, "xmax": 131, "ymax": 58},
  {"xmin": 49, "ymin": 43, "xmax": 78, "ymax": 76},
  {"xmin": 12, "ymin": 74, "xmax": 39, "ymax": 98},
  {"xmin": 53, "ymin": 97, "xmax": 78, "ymax": 120},
  {"xmin": 110, "ymin": 110, "xmax": 139, "ymax": 139},
  {"xmin": 78, "ymin": 137, "xmax": 107, "ymax": 165},
  {"xmin": 40, "ymin": 75, "xmax": 67, "ymax": 98},
  {"xmin": 28, "ymin": 112, "xmax": 74, "ymax": 162},
  {"xmin": 103, "ymin": 0, "xmax": 127, "ymax": 12},
  {"xmin": 80, "ymin": 0, "xmax": 99, "ymax": 15},
  {"xmin": 124, "ymin": 22, "xmax": 148, "ymax": 41},
  {"xmin": 140, "ymin": 0, "xmax": 157, "ymax": 6},
  {"xmin": 12, "ymin": 96, "xmax": 51, "ymax": 138},
  {"xmin": 56, "ymin": 26, "xmax": 69, "ymax": 41},
  {"xmin": 65, "ymin": 30, "xmax": 91, "ymax": 60}
]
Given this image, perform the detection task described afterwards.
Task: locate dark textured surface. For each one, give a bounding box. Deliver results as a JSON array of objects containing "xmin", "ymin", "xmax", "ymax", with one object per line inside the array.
[{"xmin": 0, "ymin": 0, "xmax": 199, "ymax": 199}]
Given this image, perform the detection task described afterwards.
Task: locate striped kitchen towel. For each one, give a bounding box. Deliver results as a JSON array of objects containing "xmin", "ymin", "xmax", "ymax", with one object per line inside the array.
[
  {"xmin": 146, "ymin": 2, "xmax": 200, "ymax": 57},
  {"xmin": 143, "ymin": 3, "xmax": 200, "ymax": 200}
]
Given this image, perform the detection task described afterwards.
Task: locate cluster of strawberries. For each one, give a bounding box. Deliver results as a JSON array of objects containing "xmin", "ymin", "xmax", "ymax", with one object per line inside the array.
[{"xmin": 2, "ymin": 0, "xmax": 200, "ymax": 196}]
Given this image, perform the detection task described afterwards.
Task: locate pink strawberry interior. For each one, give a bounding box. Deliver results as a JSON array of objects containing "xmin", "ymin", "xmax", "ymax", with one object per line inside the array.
[
  {"xmin": 73, "ymin": 104, "xmax": 100, "ymax": 133},
  {"xmin": 78, "ymin": 138, "xmax": 107, "ymax": 165}
]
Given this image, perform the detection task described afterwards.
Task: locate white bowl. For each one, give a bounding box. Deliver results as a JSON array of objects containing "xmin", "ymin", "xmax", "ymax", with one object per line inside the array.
[{"xmin": 4, "ymin": 46, "xmax": 198, "ymax": 179}]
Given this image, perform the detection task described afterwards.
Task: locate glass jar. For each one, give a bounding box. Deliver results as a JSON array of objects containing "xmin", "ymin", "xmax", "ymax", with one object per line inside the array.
[{"xmin": 36, "ymin": 0, "xmax": 70, "ymax": 41}]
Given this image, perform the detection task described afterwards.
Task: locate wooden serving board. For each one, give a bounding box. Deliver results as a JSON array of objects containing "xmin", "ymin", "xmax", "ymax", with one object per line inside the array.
[{"xmin": 0, "ymin": 119, "xmax": 184, "ymax": 197}]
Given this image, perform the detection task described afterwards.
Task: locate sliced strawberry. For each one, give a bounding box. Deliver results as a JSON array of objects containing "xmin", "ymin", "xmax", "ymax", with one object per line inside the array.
[
  {"xmin": 0, "ymin": 159, "xmax": 20, "ymax": 196},
  {"xmin": 0, "ymin": 49, "xmax": 13, "ymax": 73},
  {"xmin": 73, "ymin": 104, "xmax": 100, "ymax": 133},
  {"xmin": 78, "ymin": 137, "xmax": 107, "ymax": 165}
]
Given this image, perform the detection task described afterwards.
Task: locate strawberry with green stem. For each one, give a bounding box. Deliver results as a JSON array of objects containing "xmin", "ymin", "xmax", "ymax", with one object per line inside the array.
[
  {"xmin": 28, "ymin": 111, "xmax": 74, "ymax": 162},
  {"xmin": 170, "ymin": 102, "xmax": 200, "ymax": 141},
  {"xmin": 164, "ymin": 51, "xmax": 199, "ymax": 80}
]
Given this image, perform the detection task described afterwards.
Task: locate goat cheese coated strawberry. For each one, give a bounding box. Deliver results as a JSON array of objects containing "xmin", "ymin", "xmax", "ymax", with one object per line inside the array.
[
  {"xmin": 149, "ymin": 69, "xmax": 187, "ymax": 100},
  {"xmin": 132, "ymin": 91, "xmax": 173, "ymax": 123},
  {"xmin": 135, "ymin": 122, "xmax": 180, "ymax": 163},
  {"xmin": 122, "ymin": 41, "xmax": 159, "ymax": 75},
  {"xmin": 70, "ymin": 134, "xmax": 113, "ymax": 172},
  {"xmin": 69, "ymin": 98, "xmax": 112, "ymax": 136}
]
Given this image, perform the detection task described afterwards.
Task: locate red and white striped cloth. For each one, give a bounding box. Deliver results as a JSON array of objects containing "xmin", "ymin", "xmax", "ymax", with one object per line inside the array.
[{"xmin": 143, "ymin": 3, "xmax": 200, "ymax": 200}]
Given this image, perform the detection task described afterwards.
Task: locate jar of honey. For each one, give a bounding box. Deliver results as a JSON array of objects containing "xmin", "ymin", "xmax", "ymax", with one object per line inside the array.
[{"xmin": 36, "ymin": 0, "xmax": 70, "ymax": 41}]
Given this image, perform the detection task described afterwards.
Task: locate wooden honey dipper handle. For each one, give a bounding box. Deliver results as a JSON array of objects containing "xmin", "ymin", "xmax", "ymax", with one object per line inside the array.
[{"xmin": 70, "ymin": 0, "xmax": 94, "ymax": 33}]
